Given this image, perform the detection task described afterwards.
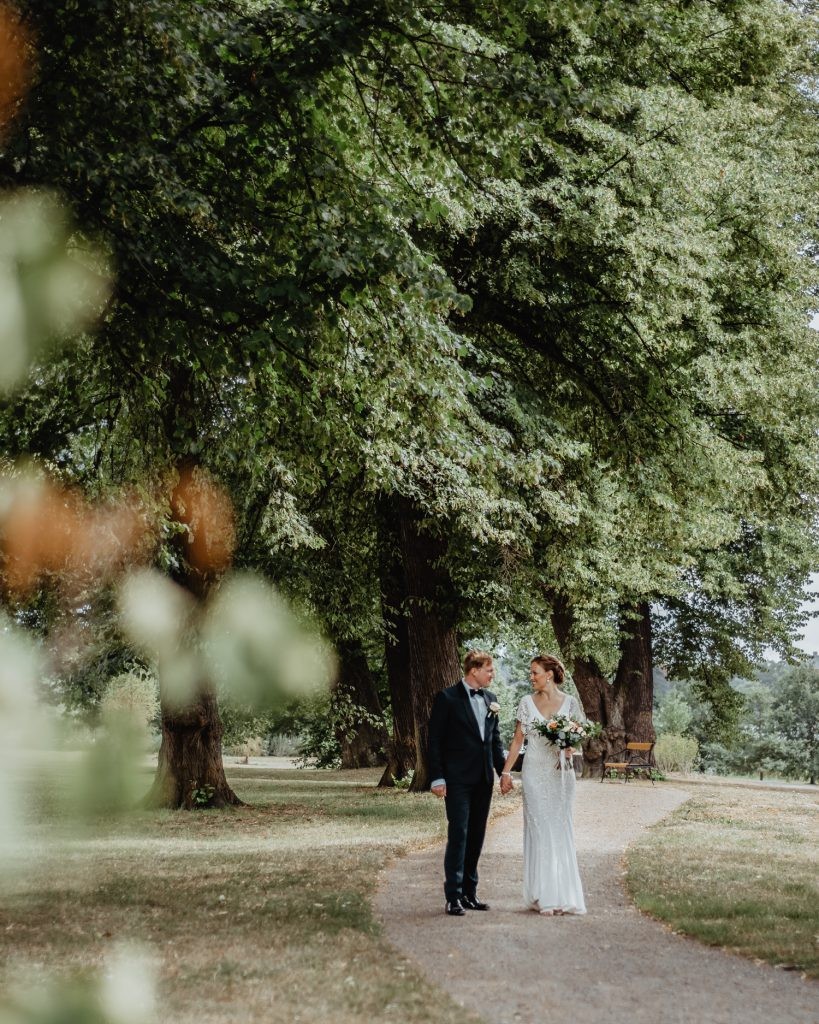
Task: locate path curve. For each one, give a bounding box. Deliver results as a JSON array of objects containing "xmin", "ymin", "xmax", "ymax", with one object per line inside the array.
[{"xmin": 375, "ymin": 782, "xmax": 817, "ymax": 1024}]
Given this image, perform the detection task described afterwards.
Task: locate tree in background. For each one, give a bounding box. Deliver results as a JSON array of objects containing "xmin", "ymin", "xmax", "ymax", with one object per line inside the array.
[
  {"xmin": 654, "ymin": 690, "xmax": 693, "ymax": 738},
  {"xmin": 657, "ymin": 660, "xmax": 819, "ymax": 784},
  {"xmin": 772, "ymin": 665, "xmax": 819, "ymax": 785},
  {"xmin": 2, "ymin": 0, "xmax": 819, "ymax": 793},
  {"xmin": 423, "ymin": 0, "xmax": 819, "ymax": 766}
]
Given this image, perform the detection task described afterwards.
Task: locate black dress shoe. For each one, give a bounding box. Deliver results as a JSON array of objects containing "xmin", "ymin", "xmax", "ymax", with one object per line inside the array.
[
  {"xmin": 461, "ymin": 895, "xmax": 490, "ymax": 911},
  {"xmin": 445, "ymin": 899, "xmax": 466, "ymax": 916}
]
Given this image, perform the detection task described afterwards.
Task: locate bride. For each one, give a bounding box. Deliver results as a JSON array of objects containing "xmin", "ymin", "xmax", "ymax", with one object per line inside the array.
[{"xmin": 500, "ymin": 654, "xmax": 587, "ymax": 915}]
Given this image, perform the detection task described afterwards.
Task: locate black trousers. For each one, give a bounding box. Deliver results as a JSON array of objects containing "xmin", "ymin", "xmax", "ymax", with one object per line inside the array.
[{"xmin": 443, "ymin": 779, "xmax": 493, "ymax": 901}]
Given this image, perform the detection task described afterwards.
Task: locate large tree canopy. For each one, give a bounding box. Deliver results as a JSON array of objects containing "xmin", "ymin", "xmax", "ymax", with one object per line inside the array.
[{"xmin": 2, "ymin": 0, "xmax": 818, "ymax": 795}]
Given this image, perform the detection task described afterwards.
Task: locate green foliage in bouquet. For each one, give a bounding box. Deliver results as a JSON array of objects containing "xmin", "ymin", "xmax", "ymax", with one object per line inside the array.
[{"xmin": 532, "ymin": 714, "xmax": 602, "ymax": 750}]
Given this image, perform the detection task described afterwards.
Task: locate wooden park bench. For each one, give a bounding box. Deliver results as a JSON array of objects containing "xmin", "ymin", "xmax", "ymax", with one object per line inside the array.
[{"xmin": 601, "ymin": 742, "xmax": 656, "ymax": 785}]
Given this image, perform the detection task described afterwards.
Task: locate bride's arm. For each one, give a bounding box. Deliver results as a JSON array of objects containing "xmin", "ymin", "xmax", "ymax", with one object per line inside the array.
[{"xmin": 500, "ymin": 721, "xmax": 526, "ymax": 790}]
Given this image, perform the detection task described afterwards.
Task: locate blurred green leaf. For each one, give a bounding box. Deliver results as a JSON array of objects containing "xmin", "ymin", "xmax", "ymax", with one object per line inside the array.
[{"xmin": 0, "ymin": 190, "xmax": 110, "ymax": 394}]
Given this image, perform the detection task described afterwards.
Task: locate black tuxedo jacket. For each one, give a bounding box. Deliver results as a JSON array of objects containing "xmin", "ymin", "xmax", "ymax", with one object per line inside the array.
[{"xmin": 428, "ymin": 682, "xmax": 506, "ymax": 786}]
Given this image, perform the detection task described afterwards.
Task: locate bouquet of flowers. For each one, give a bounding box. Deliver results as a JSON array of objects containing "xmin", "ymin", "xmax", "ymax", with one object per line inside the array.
[
  {"xmin": 532, "ymin": 714, "xmax": 602, "ymax": 754},
  {"xmin": 531, "ymin": 714, "xmax": 602, "ymax": 771}
]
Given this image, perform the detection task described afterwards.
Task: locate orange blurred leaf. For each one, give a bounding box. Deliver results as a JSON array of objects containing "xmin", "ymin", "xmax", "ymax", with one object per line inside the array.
[
  {"xmin": 0, "ymin": 3, "xmax": 34, "ymax": 138},
  {"xmin": 171, "ymin": 467, "xmax": 235, "ymax": 575}
]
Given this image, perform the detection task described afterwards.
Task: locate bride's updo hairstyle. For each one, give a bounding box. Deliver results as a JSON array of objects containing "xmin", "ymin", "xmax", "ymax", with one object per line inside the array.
[{"xmin": 531, "ymin": 654, "xmax": 565, "ymax": 686}]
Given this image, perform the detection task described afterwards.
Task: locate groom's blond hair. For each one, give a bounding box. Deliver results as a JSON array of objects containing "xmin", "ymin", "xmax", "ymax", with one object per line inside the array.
[{"xmin": 463, "ymin": 650, "xmax": 493, "ymax": 674}]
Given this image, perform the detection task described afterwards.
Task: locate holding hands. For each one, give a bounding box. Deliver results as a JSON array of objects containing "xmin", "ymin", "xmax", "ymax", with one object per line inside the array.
[{"xmin": 499, "ymin": 718, "xmax": 526, "ymax": 794}]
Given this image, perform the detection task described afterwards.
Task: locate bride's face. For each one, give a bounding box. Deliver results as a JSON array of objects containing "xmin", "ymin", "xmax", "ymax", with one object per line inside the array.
[{"xmin": 530, "ymin": 663, "xmax": 554, "ymax": 690}]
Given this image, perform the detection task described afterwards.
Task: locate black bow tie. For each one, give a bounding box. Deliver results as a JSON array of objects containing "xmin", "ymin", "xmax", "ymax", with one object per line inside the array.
[{"xmin": 469, "ymin": 689, "xmax": 483, "ymax": 698}]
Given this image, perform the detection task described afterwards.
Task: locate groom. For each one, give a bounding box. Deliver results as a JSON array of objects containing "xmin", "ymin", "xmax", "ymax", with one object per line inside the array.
[{"xmin": 428, "ymin": 650, "xmax": 506, "ymax": 916}]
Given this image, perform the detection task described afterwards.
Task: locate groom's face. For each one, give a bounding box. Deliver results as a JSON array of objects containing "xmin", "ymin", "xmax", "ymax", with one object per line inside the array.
[{"xmin": 470, "ymin": 660, "xmax": 495, "ymax": 689}]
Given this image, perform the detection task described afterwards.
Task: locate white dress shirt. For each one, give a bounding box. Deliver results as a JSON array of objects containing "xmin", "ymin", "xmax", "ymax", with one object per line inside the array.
[{"xmin": 465, "ymin": 680, "xmax": 488, "ymax": 739}]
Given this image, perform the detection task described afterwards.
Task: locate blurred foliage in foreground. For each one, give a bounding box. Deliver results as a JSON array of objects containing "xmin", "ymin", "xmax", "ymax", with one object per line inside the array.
[{"xmin": 2, "ymin": 0, "xmax": 819, "ymax": 1012}]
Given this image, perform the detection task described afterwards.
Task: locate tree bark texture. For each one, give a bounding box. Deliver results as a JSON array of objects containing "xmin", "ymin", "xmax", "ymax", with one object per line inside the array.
[
  {"xmin": 393, "ymin": 497, "xmax": 461, "ymax": 792},
  {"xmin": 377, "ymin": 502, "xmax": 417, "ymax": 787},
  {"xmin": 145, "ymin": 688, "xmax": 242, "ymax": 809},
  {"xmin": 148, "ymin": 364, "xmax": 242, "ymax": 809},
  {"xmin": 333, "ymin": 640, "xmax": 388, "ymax": 769},
  {"xmin": 613, "ymin": 600, "xmax": 656, "ymax": 744},
  {"xmin": 376, "ymin": 495, "xmax": 461, "ymax": 789},
  {"xmin": 550, "ymin": 592, "xmax": 626, "ymax": 776}
]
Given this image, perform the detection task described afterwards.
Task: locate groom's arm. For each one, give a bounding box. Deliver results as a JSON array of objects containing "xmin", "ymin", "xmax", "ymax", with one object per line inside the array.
[
  {"xmin": 428, "ymin": 690, "xmax": 448, "ymax": 790},
  {"xmin": 489, "ymin": 695, "xmax": 506, "ymax": 777}
]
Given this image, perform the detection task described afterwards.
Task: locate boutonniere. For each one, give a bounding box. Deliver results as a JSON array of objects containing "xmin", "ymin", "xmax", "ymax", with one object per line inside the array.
[{"xmin": 487, "ymin": 701, "xmax": 501, "ymax": 717}]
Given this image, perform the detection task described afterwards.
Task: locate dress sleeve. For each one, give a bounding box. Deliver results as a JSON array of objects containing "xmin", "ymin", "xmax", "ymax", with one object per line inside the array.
[
  {"xmin": 569, "ymin": 694, "xmax": 584, "ymax": 720},
  {"xmin": 515, "ymin": 696, "xmax": 530, "ymax": 730}
]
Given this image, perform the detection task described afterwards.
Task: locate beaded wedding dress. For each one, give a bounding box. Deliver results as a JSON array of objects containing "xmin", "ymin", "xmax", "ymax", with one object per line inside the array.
[{"xmin": 516, "ymin": 693, "xmax": 587, "ymax": 914}]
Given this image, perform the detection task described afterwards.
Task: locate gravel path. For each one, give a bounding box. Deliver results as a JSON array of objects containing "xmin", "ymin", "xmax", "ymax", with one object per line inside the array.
[{"xmin": 375, "ymin": 781, "xmax": 818, "ymax": 1024}]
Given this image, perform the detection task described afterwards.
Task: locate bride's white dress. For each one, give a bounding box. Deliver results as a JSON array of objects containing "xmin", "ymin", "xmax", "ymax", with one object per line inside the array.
[{"xmin": 516, "ymin": 692, "xmax": 586, "ymax": 914}]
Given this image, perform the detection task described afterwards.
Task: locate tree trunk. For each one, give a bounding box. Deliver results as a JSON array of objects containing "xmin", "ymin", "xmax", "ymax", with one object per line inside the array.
[
  {"xmin": 377, "ymin": 495, "xmax": 460, "ymax": 790},
  {"xmin": 149, "ymin": 559, "xmax": 243, "ymax": 808},
  {"xmin": 146, "ymin": 689, "xmax": 242, "ymax": 808},
  {"xmin": 334, "ymin": 640, "xmax": 388, "ymax": 769},
  {"xmin": 377, "ymin": 501, "xmax": 417, "ymax": 787},
  {"xmin": 550, "ymin": 595, "xmax": 655, "ymax": 774},
  {"xmin": 148, "ymin": 365, "xmax": 242, "ymax": 809},
  {"xmin": 394, "ymin": 497, "xmax": 461, "ymax": 792},
  {"xmin": 614, "ymin": 601, "xmax": 656, "ymax": 744},
  {"xmin": 550, "ymin": 592, "xmax": 625, "ymax": 776},
  {"xmin": 569, "ymin": 657, "xmax": 627, "ymax": 777}
]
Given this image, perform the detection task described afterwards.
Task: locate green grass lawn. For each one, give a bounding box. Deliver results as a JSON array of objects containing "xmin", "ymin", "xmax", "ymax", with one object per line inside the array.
[
  {"xmin": 1, "ymin": 760, "xmax": 514, "ymax": 1024},
  {"xmin": 626, "ymin": 785, "xmax": 819, "ymax": 978}
]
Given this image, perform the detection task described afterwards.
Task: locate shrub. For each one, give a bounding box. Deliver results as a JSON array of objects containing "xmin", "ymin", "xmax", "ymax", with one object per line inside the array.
[
  {"xmin": 268, "ymin": 732, "xmax": 301, "ymax": 756},
  {"xmin": 100, "ymin": 669, "xmax": 159, "ymax": 732},
  {"xmin": 294, "ymin": 690, "xmax": 387, "ymax": 769},
  {"xmin": 655, "ymin": 733, "xmax": 699, "ymax": 774},
  {"xmin": 393, "ymin": 769, "xmax": 415, "ymax": 791},
  {"xmin": 654, "ymin": 690, "xmax": 693, "ymax": 736},
  {"xmin": 295, "ymin": 692, "xmax": 341, "ymax": 768},
  {"xmin": 226, "ymin": 735, "xmax": 265, "ymax": 763},
  {"xmin": 218, "ymin": 700, "xmax": 278, "ymax": 751}
]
